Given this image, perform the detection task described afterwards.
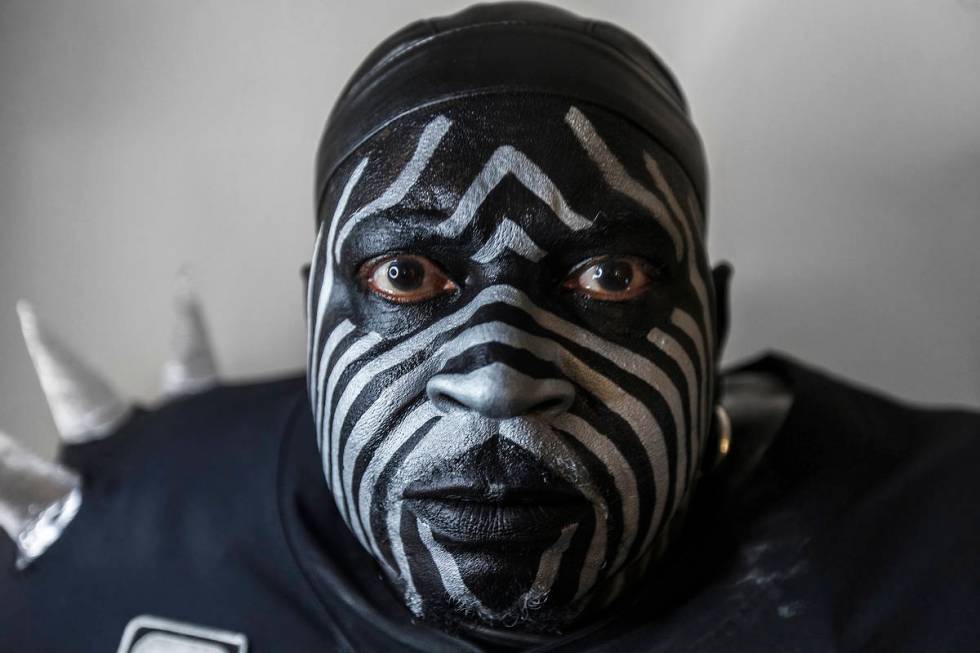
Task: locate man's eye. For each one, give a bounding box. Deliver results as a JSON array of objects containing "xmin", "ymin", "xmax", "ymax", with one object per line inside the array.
[
  {"xmin": 563, "ymin": 256, "xmax": 658, "ymax": 301},
  {"xmin": 361, "ymin": 255, "xmax": 457, "ymax": 304}
]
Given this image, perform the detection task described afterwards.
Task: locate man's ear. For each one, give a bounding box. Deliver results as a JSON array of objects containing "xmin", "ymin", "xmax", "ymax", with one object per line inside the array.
[
  {"xmin": 711, "ymin": 262, "xmax": 732, "ymax": 361},
  {"xmin": 300, "ymin": 264, "xmax": 312, "ymax": 318}
]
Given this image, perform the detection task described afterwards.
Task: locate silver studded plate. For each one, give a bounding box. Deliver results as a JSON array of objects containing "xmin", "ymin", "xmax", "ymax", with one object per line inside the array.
[{"xmin": 116, "ymin": 615, "xmax": 247, "ymax": 653}]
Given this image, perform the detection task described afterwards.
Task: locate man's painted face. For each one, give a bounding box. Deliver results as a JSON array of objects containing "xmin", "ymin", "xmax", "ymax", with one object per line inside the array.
[{"xmin": 307, "ymin": 96, "xmax": 717, "ymax": 634}]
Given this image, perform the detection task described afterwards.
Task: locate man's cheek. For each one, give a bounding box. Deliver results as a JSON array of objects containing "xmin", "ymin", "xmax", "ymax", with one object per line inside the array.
[{"xmin": 347, "ymin": 289, "xmax": 452, "ymax": 338}]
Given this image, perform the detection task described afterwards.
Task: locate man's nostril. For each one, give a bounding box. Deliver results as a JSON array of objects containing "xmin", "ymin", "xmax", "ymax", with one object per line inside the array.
[
  {"xmin": 534, "ymin": 396, "xmax": 568, "ymax": 415},
  {"xmin": 432, "ymin": 390, "xmax": 467, "ymax": 412}
]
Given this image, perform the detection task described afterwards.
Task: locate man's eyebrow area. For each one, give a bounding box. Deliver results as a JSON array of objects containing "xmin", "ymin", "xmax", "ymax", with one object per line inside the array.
[
  {"xmin": 556, "ymin": 210, "xmax": 677, "ymax": 258},
  {"xmin": 337, "ymin": 208, "xmax": 450, "ymax": 261},
  {"xmin": 565, "ymin": 107, "xmax": 691, "ymax": 261}
]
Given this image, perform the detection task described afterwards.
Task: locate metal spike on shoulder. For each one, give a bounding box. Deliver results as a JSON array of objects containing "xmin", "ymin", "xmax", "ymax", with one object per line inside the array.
[
  {"xmin": 160, "ymin": 279, "xmax": 219, "ymax": 398},
  {"xmin": 17, "ymin": 300, "xmax": 130, "ymax": 445},
  {"xmin": 0, "ymin": 429, "xmax": 82, "ymax": 569}
]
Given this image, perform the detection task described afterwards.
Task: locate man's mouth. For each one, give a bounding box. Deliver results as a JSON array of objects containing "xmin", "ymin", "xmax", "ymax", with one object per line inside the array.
[{"xmin": 403, "ymin": 481, "xmax": 590, "ymax": 545}]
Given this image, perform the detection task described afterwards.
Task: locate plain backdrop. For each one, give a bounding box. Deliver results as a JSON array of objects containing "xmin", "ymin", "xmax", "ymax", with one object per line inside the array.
[{"xmin": 1, "ymin": 0, "xmax": 978, "ymax": 457}]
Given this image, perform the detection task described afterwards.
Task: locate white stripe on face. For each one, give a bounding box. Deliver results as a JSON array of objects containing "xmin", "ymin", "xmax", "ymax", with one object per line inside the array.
[
  {"xmin": 324, "ymin": 330, "xmax": 383, "ymax": 492},
  {"xmin": 645, "ymin": 154, "xmax": 714, "ymax": 461},
  {"xmin": 526, "ymin": 523, "xmax": 579, "ymax": 604},
  {"xmin": 647, "ymin": 327, "xmax": 700, "ymax": 490},
  {"xmin": 436, "ymin": 144, "xmax": 592, "ymax": 238},
  {"xmin": 564, "ymin": 106, "xmax": 684, "ymax": 261},
  {"xmin": 313, "ymin": 320, "xmax": 355, "ymax": 436},
  {"xmin": 471, "ymin": 218, "xmax": 547, "ymax": 263},
  {"xmin": 310, "ymin": 157, "xmax": 369, "ymax": 382},
  {"xmin": 333, "ymin": 116, "xmax": 452, "ymax": 260},
  {"xmin": 356, "ymin": 401, "xmax": 440, "ymax": 555},
  {"xmin": 669, "ymin": 308, "xmax": 708, "ymax": 459},
  {"xmin": 306, "ymin": 222, "xmax": 326, "ymax": 358},
  {"xmin": 417, "ymin": 519, "xmax": 487, "ymax": 612},
  {"xmin": 550, "ymin": 412, "xmax": 638, "ymax": 581}
]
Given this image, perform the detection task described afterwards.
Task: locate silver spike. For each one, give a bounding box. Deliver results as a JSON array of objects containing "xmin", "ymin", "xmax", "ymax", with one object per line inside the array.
[
  {"xmin": 160, "ymin": 279, "xmax": 219, "ymax": 397},
  {"xmin": 17, "ymin": 300, "xmax": 130, "ymax": 444},
  {"xmin": 0, "ymin": 429, "xmax": 82, "ymax": 569}
]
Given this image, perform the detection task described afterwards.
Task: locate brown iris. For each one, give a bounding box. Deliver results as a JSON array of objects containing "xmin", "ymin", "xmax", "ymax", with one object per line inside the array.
[
  {"xmin": 362, "ymin": 254, "xmax": 457, "ymax": 304},
  {"xmin": 563, "ymin": 255, "xmax": 657, "ymax": 301}
]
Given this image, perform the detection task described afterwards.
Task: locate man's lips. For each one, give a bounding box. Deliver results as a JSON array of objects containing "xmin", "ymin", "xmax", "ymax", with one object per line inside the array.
[{"xmin": 402, "ymin": 482, "xmax": 590, "ymax": 545}]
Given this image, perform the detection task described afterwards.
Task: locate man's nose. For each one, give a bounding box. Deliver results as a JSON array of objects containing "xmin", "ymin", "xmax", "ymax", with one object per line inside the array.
[{"xmin": 426, "ymin": 362, "xmax": 574, "ymax": 419}]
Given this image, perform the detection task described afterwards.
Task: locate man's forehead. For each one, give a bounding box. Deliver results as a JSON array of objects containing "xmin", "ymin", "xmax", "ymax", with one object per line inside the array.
[{"xmin": 321, "ymin": 96, "xmax": 702, "ymax": 258}]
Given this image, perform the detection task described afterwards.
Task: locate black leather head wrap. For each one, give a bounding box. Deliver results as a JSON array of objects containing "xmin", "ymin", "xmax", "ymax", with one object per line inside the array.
[{"xmin": 314, "ymin": 1, "xmax": 707, "ymax": 223}]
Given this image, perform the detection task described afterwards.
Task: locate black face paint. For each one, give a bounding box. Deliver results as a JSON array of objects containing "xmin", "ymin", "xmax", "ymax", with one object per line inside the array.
[{"xmin": 307, "ymin": 95, "xmax": 716, "ymax": 636}]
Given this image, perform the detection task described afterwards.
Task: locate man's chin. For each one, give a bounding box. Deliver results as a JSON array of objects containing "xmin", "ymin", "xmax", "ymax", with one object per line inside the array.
[
  {"xmin": 393, "ymin": 528, "xmax": 604, "ymax": 639},
  {"xmin": 401, "ymin": 506, "xmax": 587, "ymax": 612}
]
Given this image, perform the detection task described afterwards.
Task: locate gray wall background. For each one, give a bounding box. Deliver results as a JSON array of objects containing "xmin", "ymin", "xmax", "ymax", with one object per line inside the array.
[{"xmin": 2, "ymin": 0, "xmax": 978, "ymax": 458}]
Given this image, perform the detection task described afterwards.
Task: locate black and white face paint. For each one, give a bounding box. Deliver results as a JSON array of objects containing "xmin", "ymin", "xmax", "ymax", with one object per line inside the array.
[{"xmin": 307, "ymin": 96, "xmax": 717, "ymax": 635}]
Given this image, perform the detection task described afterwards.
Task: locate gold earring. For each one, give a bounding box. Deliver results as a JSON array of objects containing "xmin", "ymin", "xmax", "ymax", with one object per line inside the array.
[{"xmin": 714, "ymin": 404, "xmax": 732, "ymax": 462}]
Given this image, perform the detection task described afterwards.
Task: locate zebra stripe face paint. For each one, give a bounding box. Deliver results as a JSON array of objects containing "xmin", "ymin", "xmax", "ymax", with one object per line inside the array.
[{"xmin": 307, "ymin": 96, "xmax": 716, "ymax": 636}]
